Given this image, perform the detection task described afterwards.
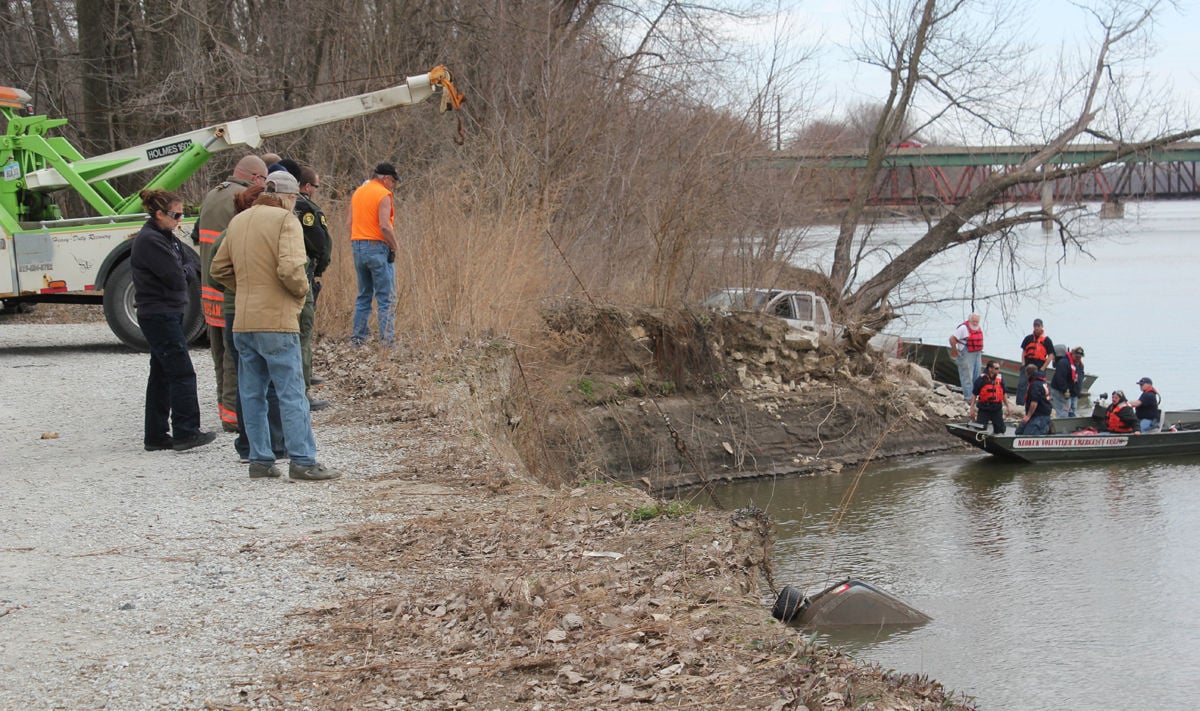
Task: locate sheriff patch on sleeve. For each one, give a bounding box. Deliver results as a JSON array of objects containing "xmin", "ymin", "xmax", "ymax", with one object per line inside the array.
[{"xmin": 302, "ymin": 213, "xmax": 315, "ymax": 227}]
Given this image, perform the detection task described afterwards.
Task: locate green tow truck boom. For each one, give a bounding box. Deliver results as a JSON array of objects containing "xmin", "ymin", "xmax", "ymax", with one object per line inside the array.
[{"xmin": 0, "ymin": 68, "xmax": 465, "ymax": 348}]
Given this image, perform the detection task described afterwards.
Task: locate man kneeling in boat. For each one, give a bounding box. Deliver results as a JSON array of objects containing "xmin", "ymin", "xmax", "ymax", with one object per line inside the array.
[
  {"xmin": 970, "ymin": 360, "xmax": 1013, "ymax": 433},
  {"xmin": 1015, "ymin": 364, "xmax": 1052, "ymax": 435},
  {"xmin": 1103, "ymin": 390, "xmax": 1140, "ymax": 434}
]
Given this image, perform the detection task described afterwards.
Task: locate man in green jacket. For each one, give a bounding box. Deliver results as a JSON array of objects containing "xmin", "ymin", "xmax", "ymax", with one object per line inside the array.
[{"xmin": 196, "ymin": 154, "xmax": 268, "ymax": 431}]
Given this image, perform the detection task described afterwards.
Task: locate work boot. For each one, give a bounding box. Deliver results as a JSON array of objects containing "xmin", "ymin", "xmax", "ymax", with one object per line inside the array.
[
  {"xmin": 309, "ymin": 375, "xmax": 326, "ymax": 385},
  {"xmin": 144, "ymin": 438, "xmax": 174, "ymax": 452},
  {"xmin": 221, "ymin": 422, "xmax": 239, "ymax": 433},
  {"xmin": 288, "ymin": 462, "xmax": 342, "ymax": 481},
  {"xmin": 249, "ymin": 462, "xmax": 282, "ymax": 478},
  {"xmin": 309, "ymin": 398, "xmax": 330, "ymax": 412},
  {"xmin": 173, "ymin": 431, "xmax": 217, "ymax": 451}
]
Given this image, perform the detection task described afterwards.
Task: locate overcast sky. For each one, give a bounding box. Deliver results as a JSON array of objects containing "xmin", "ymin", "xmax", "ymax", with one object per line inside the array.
[{"xmin": 725, "ymin": 0, "xmax": 1199, "ymax": 142}]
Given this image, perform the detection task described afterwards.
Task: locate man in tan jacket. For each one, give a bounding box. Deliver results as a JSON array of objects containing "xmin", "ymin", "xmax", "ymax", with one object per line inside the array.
[{"xmin": 210, "ymin": 171, "xmax": 341, "ymax": 481}]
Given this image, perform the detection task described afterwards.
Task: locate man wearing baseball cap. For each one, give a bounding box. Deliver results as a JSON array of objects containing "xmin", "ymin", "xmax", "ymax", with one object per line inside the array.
[
  {"xmin": 211, "ymin": 171, "xmax": 342, "ymax": 481},
  {"xmin": 347, "ymin": 162, "xmax": 400, "ymax": 347},
  {"xmin": 1129, "ymin": 377, "xmax": 1162, "ymax": 433},
  {"xmin": 1017, "ymin": 318, "xmax": 1054, "ymax": 406}
]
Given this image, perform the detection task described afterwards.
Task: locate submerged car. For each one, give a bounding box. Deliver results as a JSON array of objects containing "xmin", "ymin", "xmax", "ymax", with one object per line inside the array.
[
  {"xmin": 772, "ymin": 579, "xmax": 932, "ymax": 627},
  {"xmin": 702, "ymin": 288, "xmax": 836, "ymax": 337}
]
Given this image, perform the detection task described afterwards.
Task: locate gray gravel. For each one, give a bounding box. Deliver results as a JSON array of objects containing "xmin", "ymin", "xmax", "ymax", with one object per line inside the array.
[{"xmin": 0, "ymin": 323, "xmax": 396, "ymax": 709}]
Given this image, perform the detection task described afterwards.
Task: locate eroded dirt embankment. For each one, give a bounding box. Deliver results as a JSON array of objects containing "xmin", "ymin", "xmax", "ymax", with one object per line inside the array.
[{"xmin": 517, "ymin": 301, "xmax": 968, "ymax": 494}]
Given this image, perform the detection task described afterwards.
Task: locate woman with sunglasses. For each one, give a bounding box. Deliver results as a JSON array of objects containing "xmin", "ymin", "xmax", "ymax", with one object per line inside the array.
[{"xmin": 130, "ymin": 189, "xmax": 216, "ymax": 453}]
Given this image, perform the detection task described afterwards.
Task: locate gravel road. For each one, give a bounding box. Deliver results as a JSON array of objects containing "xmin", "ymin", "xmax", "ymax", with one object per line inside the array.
[{"xmin": 0, "ymin": 323, "xmax": 394, "ymax": 709}]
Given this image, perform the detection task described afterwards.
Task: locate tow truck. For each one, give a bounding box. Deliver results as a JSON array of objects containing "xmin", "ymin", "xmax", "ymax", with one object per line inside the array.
[{"xmin": 0, "ymin": 67, "xmax": 465, "ymax": 349}]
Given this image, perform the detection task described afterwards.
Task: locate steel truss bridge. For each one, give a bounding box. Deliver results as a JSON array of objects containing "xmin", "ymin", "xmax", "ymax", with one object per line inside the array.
[{"xmin": 762, "ymin": 143, "xmax": 1200, "ymax": 206}]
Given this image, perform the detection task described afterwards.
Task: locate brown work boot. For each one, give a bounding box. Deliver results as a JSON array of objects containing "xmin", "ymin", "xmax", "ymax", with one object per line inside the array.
[{"xmin": 288, "ymin": 462, "xmax": 342, "ymax": 481}]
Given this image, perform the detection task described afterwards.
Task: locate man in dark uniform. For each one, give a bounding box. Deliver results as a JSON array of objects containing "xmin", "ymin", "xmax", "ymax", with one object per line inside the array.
[
  {"xmin": 1015, "ymin": 364, "xmax": 1053, "ymax": 435},
  {"xmin": 296, "ymin": 165, "xmax": 333, "ymax": 411},
  {"xmin": 1129, "ymin": 377, "xmax": 1162, "ymax": 432}
]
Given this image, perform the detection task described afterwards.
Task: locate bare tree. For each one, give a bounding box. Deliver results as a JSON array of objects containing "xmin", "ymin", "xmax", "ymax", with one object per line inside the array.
[{"xmin": 822, "ymin": 0, "xmax": 1198, "ymax": 335}]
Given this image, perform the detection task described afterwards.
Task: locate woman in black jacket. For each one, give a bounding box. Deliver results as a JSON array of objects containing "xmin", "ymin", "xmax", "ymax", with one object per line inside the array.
[{"xmin": 131, "ymin": 189, "xmax": 215, "ymax": 452}]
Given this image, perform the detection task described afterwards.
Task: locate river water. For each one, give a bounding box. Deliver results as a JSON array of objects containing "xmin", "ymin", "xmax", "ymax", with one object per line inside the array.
[
  {"xmin": 718, "ymin": 201, "xmax": 1200, "ymax": 709},
  {"xmin": 801, "ymin": 199, "xmax": 1200, "ymax": 403},
  {"xmin": 719, "ymin": 454, "xmax": 1200, "ymax": 709}
]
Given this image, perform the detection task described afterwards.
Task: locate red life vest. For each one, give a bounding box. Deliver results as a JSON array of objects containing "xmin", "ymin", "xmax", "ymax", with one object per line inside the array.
[
  {"xmin": 961, "ymin": 321, "xmax": 984, "ymax": 352},
  {"xmin": 978, "ymin": 374, "xmax": 1005, "ymax": 404},
  {"xmin": 1106, "ymin": 402, "xmax": 1134, "ymax": 433},
  {"xmin": 1023, "ymin": 335, "xmax": 1048, "ymax": 364}
]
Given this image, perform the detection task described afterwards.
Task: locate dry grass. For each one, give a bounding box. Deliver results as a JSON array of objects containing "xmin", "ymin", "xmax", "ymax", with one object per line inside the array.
[{"xmin": 314, "ymin": 177, "xmax": 548, "ymax": 351}]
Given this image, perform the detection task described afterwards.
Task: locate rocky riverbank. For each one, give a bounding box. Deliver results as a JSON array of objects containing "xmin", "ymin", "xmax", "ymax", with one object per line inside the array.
[{"xmin": 0, "ymin": 312, "xmax": 977, "ymax": 709}]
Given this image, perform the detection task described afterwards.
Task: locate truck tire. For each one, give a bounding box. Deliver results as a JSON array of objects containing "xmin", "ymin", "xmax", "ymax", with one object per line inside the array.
[
  {"xmin": 103, "ymin": 258, "xmax": 149, "ymax": 350},
  {"xmin": 182, "ymin": 279, "xmax": 207, "ymax": 346},
  {"xmin": 103, "ymin": 259, "xmax": 208, "ymax": 350},
  {"xmin": 102, "ymin": 258, "xmax": 208, "ymax": 351}
]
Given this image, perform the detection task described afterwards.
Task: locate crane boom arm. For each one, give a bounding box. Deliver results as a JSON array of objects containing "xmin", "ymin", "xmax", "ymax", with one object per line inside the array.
[{"xmin": 23, "ymin": 67, "xmax": 465, "ymax": 192}]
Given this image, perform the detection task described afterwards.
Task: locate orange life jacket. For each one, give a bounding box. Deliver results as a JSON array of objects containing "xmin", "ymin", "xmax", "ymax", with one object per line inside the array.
[
  {"xmin": 1023, "ymin": 334, "xmax": 1048, "ymax": 364},
  {"xmin": 978, "ymin": 374, "xmax": 1005, "ymax": 404},
  {"xmin": 961, "ymin": 321, "xmax": 983, "ymax": 352},
  {"xmin": 1106, "ymin": 402, "xmax": 1134, "ymax": 433}
]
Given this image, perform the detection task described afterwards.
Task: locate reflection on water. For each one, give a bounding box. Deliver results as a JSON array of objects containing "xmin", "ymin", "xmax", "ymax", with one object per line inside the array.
[{"xmin": 719, "ymin": 454, "xmax": 1200, "ymax": 709}]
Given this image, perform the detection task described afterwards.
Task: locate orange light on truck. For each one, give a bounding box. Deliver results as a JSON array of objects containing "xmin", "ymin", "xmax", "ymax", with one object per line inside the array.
[{"xmin": 0, "ymin": 86, "xmax": 32, "ymax": 109}]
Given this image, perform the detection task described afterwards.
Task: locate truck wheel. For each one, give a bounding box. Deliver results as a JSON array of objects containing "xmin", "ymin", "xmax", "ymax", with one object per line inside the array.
[
  {"xmin": 102, "ymin": 259, "xmax": 149, "ymax": 350},
  {"xmin": 103, "ymin": 259, "xmax": 207, "ymax": 350},
  {"xmin": 183, "ymin": 278, "xmax": 207, "ymax": 346}
]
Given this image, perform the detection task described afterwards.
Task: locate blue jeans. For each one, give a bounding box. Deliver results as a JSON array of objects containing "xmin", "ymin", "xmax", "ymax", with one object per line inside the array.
[
  {"xmin": 225, "ymin": 312, "xmax": 284, "ymax": 460},
  {"xmin": 1051, "ymin": 388, "xmax": 1071, "ymax": 418},
  {"xmin": 352, "ymin": 240, "xmax": 395, "ymax": 346},
  {"xmin": 955, "ymin": 351, "xmax": 981, "ymax": 402},
  {"xmin": 1016, "ymin": 367, "xmax": 1048, "ymax": 406},
  {"xmin": 1015, "ymin": 414, "xmax": 1050, "ymax": 436},
  {"xmin": 138, "ymin": 312, "xmax": 201, "ymax": 444},
  {"xmin": 1139, "ymin": 418, "xmax": 1157, "ymax": 433},
  {"xmin": 233, "ymin": 331, "xmax": 316, "ymax": 466}
]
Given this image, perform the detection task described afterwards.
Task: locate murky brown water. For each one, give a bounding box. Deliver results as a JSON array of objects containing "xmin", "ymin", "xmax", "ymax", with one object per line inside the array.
[
  {"xmin": 723, "ymin": 201, "xmax": 1200, "ymax": 708},
  {"xmin": 719, "ymin": 447, "xmax": 1200, "ymax": 708}
]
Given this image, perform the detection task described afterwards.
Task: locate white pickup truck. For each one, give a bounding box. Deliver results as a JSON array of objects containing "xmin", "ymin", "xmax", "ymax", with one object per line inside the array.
[{"xmin": 702, "ymin": 288, "xmax": 836, "ymax": 336}]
